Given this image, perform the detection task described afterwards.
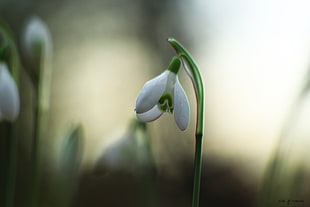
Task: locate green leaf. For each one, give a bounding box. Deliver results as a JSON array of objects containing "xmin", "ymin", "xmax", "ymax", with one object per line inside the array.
[{"xmin": 60, "ymin": 125, "xmax": 83, "ymax": 174}]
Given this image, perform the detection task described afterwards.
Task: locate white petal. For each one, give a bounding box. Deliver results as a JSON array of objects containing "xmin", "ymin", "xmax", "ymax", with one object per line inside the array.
[
  {"xmin": 22, "ymin": 16, "xmax": 53, "ymax": 63},
  {"xmin": 135, "ymin": 70, "xmax": 169, "ymax": 113},
  {"xmin": 174, "ymin": 77, "xmax": 190, "ymax": 130},
  {"xmin": 136, "ymin": 105, "xmax": 164, "ymax": 122},
  {"xmin": 0, "ymin": 63, "xmax": 20, "ymax": 122}
]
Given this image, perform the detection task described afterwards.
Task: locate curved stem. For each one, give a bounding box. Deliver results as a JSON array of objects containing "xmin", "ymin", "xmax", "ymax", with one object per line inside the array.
[
  {"xmin": 168, "ymin": 38, "xmax": 205, "ymax": 207},
  {"xmin": 168, "ymin": 38, "xmax": 204, "ymax": 136}
]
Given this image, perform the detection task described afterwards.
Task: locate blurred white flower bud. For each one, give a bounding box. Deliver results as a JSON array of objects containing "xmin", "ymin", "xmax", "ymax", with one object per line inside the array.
[
  {"xmin": 0, "ymin": 62, "xmax": 20, "ymax": 122},
  {"xmin": 22, "ymin": 16, "xmax": 52, "ymax": 71}
]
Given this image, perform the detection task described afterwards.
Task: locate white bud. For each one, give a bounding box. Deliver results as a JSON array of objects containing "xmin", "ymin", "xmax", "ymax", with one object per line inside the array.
[
  {"xmin": 0, "ymin": 62, "xmax": 20, "ymax": 122},
  {"xmin": 22, "ymin": 16, "xmax": 52, "ymax": 70}
]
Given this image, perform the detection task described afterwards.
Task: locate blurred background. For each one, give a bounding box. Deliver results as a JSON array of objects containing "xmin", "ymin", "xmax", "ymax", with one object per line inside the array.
[{"xmin": 1, "ymin": 0, "xmax": 310, "ymax": 206}]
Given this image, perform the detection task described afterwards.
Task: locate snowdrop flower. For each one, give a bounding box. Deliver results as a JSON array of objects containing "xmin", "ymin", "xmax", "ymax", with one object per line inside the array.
[
  {"xmin": 96, "ymin": 120, "xmax": 155, "ymax": 173},
  {"xmin": 22, "ymin": 16, "xmax": 53, "ymax": 110},
  {"xmin": 135, "ymin": 57, "xmax": 190, "ymax": 130},
  {"xmin": 22, "ymin": 16, "xmax": 52, "ymax": 71},
  {"xmin": 0, "ymin": 62, "xmax": 20, "ymax": 122}
]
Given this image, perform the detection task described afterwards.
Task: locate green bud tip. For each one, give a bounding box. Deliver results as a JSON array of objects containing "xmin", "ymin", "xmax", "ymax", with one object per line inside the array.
[{"xmin": 167, "ymin": 56, "xmax": 181, "ymax": 74}]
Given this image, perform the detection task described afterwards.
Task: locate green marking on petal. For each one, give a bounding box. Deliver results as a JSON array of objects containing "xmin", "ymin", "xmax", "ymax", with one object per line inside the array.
[{"xmin": 158, "ymin": 93, "xmax": 174, "ymax": 113}]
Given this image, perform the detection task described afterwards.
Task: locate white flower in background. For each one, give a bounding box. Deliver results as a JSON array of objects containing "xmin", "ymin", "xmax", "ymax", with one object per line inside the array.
[
  {"xmin": 135, "ymin": 57, "xmax": 190, "ymax": 130},
  {"xmin": 22, "ymin": 16, "xmax": 52, "ymax": 69},
  {"xmin": 22, "ymin": 15, "xmax": 53, "ymax": 110},
  {"xmin": 0, "ymin": 62, "xmax": 20, "ymax": 122}
]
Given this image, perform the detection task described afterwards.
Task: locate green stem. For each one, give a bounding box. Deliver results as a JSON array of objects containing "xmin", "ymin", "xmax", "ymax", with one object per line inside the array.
[
  {"xmin": 0, "ymin": 20, "xmax": 21, "ymax": 207},
  {"xmin": 28, "ymin": 49, "xmax": 53, "ymax": 207},
  {"xmin": 28, "ymin": 86, "xmax": 41, "ymax": 207},
  {"xmin": 2, "ymin": 123, "xmax": 18, "ymax": 207},
  {"xmin": 168, "ymin": 38, "xmax": 205, "ymax": 207},
  {"xmin": 28, "ymin": 42, "xmax": 52, "ymax": 207},
  {"xmin": 192, "ymin": 134, "xmax": 203, "ymax": 207}
]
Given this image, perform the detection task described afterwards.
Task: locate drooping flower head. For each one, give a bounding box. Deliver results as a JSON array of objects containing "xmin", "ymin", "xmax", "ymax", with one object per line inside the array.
[
  {"xmin": 22, "ymin": 16, "xmax": 52, "ymax": 72},
  {"xmin": 135, "ymin": 57, "xmax": 190, "ymax": 130},
  {"xmin": 22, "ymin": 16, "xmax": 53, "ymax": 110},
  {"xmin": 0, "ymin": 62, "xmax": 20, "ymax": 122}
]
